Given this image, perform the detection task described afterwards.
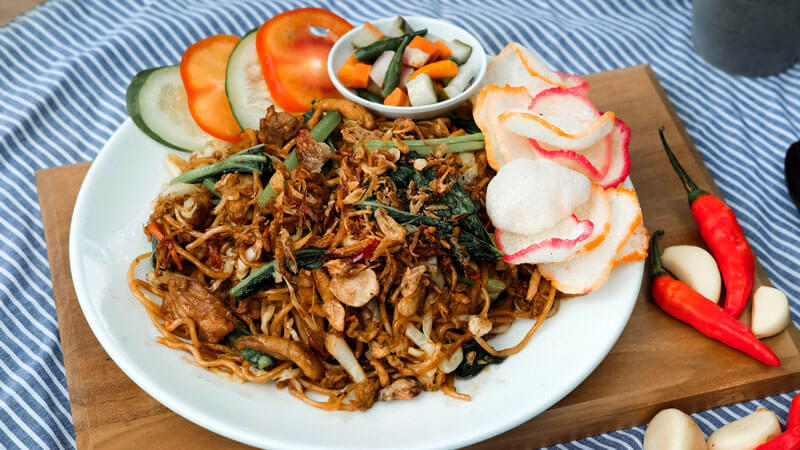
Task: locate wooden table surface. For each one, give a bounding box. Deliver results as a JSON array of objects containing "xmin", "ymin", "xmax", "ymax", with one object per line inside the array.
[{"xmin": 1, "ymin": 0, "xmax": 47, "ymax": 27}]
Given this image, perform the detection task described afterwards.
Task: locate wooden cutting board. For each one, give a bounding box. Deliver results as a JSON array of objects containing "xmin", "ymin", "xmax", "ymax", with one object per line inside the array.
[{"xmin": 36, "ymin": 65, "xmax": 800, "ymax": 449}]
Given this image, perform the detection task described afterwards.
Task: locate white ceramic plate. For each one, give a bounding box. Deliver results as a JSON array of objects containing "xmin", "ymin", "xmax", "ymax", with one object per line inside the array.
[{"xmin": 70, "ymin": 120, "xmax": 644, "ymax": 449}]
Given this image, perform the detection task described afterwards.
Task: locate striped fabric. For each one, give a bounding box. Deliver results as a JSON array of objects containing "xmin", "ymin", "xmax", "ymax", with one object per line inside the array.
[{"xmin": 0, "ymin": 0, "xmax": 797, "ymax": 448}]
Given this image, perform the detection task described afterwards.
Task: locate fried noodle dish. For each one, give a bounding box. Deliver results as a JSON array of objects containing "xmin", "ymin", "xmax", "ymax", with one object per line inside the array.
[{"xmin": 128, "ymin": 99, "xmax": 566, "ymax": 411}]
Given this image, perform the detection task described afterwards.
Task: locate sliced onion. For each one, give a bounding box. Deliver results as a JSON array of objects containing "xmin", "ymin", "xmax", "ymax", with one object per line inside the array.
[
  {"xmin": 438, "ymin": 347, "xmax": 463, "ymax": 374},
  {"xmin": 406, "ymin": 325, "xmax": 462, "ymax": 374},
  {"xmin": 458, "ymin": 151, "xmax": 476, "ymax": 166},
  {"xmin": 163, "ymin": 154, "xmax": 185, "ymax": 178},
  {"xmin": 160, "ymin": 182, "xmax": 203, "ymax": 198},
  {"xmin": 325, "ymin": 334, "xmax": 366, "ymax": 383},
  {"xmin": 422, "ymin": 310, "xmax": 433, "ymax": 338}
]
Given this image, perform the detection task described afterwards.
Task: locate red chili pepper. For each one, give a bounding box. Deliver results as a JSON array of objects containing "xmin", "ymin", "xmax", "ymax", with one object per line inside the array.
[
  {"xmin": 650, "ymin": 231, "xmax": 779, "ymax": 366},
  {"xmin": 788, "ymin": 393, "xmax": 800, "ymax": 429},
  {"xmin": 659, "ymin": 128, "xmax": 755, "ymax": 318},
  {"xmin": 147, "ymin": 221, "xmax": 183, "ymax": 270},
  {"xmin": 352, "ymin": 238, "xmax": 378, "ymax": 263},
  {"xmin": 757, "ymin": 426, "xmax": 800, "ymax": 450}
]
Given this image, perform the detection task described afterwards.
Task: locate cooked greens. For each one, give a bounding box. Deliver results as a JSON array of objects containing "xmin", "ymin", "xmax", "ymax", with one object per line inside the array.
[
  {"xmin": 230, "ymin": 248, "xmax": 326, "ymax": 301},
  {"xmin": 362, "ymin": 162, "xmax": 502, "ymax": 263},
  {"xmin": 455, "ymin": 339, "xmax": 507, "ymax": 379},
  {"xmin": 225, "ymin": 325, "xmax": 275, "ymax": 370},
  {"xmin": 170, "ymin": 144, "xmax": 271, "ymax": 185}
]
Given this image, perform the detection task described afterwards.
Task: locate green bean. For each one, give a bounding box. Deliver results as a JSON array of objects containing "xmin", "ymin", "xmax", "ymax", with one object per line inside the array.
[
  {"xmin": 365, "ymin": 133, "xmax": 484, "ymax": 149},
  {"xmin": 201, "ymin": 178, "xmax": 220, "ymax": 197},
  {"xmin": 353, "ymin": 29, "xmax": 426, "ymax": 63},
  {"xmin": 357, "ymin": 89, "xmax": 384, "ymax": 104},
  {"xmin": 256, "ymin": 111, "xmax": 342, "ymax": 209},
  {"xmin": 381, "ymin": 35, "xmax": 411, "ymax": 97},
  {"xmin": 364, "ymin": 133, "xmax": 485, "ymax": 155}
]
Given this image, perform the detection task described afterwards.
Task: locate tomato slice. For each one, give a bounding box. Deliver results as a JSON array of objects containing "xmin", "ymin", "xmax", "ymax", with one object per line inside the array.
[
  {"xmin": 180, "ymin": 34, "xmax": 242, "ymax": 142},
  {"xmin": 256, "ymin": 8, "xmax": 353, "ymax": 112}
]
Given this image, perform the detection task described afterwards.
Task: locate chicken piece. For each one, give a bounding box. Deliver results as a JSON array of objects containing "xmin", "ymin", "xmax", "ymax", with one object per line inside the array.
[
  {"xmin": 295, "ymin": 129, "xmax": 333, "ymax": 173},
  {"xmin": 340, "ymin": 125, "xmax": 383, "ymax": 143},
  {"xmin": 396, "ymin": 265, "xmax": 427, "ymax": 317},
  {"xmin": 322, "ymin": 298, "xmax": 346, "ymax": 332},
  {"xmin": 163, "ymin": 277, "xmax": 234, "ymax": 343},
  {"xmin": 235, "ymin": 335, "xmax": 323, "ymax": 380},
  {"xmin": 378, "ymin": 378, "xmax": 423, "ymax": 402},
  {"xmin": 215, "ymin": 173, "xmax": 256, "ymax": 224},
  {"xmin": 323, "ymin": 259, "xmax": 352, "ymax": 277},
  {"xmin": 177, "ymin": 192, "xmax": 212, "ymax": 227},
  {"xmin": 307, "ymin": 98, "xmax": 376, "ymax": 130},
  {"xmin": 350, "ymin": 379, "xmax": 380, "ymax": 411},
  {"xmin": 257, "ymin": 105, "xmax": 301, "ymax": 147},
  {"xmin": 399, "ymin": 265, "xmax": 427, "ymax": 298},
  {"xmin": 468, "ymin": 315, "xmax": 493, "ymax": 338}
]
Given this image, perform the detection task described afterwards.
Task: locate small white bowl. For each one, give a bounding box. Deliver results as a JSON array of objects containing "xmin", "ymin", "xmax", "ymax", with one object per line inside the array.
[{"xmin": 328, "ymin": 16, "xmax": 487, "ymax": 119}]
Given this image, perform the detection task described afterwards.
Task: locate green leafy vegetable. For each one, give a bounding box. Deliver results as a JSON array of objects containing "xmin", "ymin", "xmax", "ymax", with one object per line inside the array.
[
  {"xmin": 170, "ymin": 144, "xmax": 272, "ymax": 185},
  {"xmin": 455, "ymin": 339, "xmax": 507, "ymax": 379},
  {"xmin": 355, "ymin": 200, "xmax": 454, "ymax": 233},
  {"xmin": 389, "ymin": 165, "xmax": 435, "ymax": 200},
  {"xmin": 224, "ymin": 325, "xmax": 275, "ymax": 370},
  {"xmin": 295, "ymin": 247, "xmax": 326, "ymax": 270},
  {"xmin": 230, "ymin": 248, "xmax": 326, "ymax": 301},
  {"xmin": 150, "ymin": 237, "xmax": 158, "ymax": 270},
  {"xmin": 447, "ymin": 114, "xmax": 482, "ymax": 134},
  {"xmin": 383, "ymin": 162, "xmax": 502, "ymax": 262},
  {"xmin": 302, "ymin": 108, "xmax": 315, "ymax": 123}
]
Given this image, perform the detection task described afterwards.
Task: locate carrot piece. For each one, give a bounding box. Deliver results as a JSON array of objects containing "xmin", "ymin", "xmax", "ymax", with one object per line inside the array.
[
  {"xmin": 384, "ymin": 87, "xmax": 409, "ymax": 106},
  {"xmin": 363, "ymin": 22, "xmax": 384, "ymax": 40},
  {"xmin": 337, "ymin": 54, "xmax": 372, "ymax": 88},
  {"xmin": 342, "ymin": 63, "xmax": 371, "ymax": 88},
  {"xmin": 408, "ymin": 60, "xmax": 458, "ymax": 81},
  {"xmin": 148, "ymin": 222, "xmax": 183, "ymax": 270},
  {"xmin": 337, "ymin": 63, "xmax": 355, "ymax": 85},
  {"xmin": 351, "ymin": 63, "xmax": 372, "ymax": 88},
  {"xmin": 433, "ymin": 39, "xmax": 451, "ymax": 60},
  {"xmin": 408, "ymin": 36, "xmax": 439, "ymax": 58}
]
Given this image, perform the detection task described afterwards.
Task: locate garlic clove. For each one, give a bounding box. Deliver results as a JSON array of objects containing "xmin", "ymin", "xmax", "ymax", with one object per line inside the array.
[
  {"xmin": 751, "ymin": 286, "xmax": 790, "ymax": 339},
  {"xmin": 643, "ymin": 408, "xmax": 706, "ymax": 450},
  {"xmin": 707, "ymin": 408, "xmax": 780, "ymax": 449},
  {"xmin": 661, "ymin": 245, "xmax": 721, "ymax": 303}
]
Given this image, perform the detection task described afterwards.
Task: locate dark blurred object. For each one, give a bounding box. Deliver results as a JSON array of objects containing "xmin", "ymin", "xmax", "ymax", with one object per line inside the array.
[
  {"xmin": 787, "ymin": 141, "xmax": 800, "ymax": 214},
  {"xmin": 692, "ymin": 0, "xmax": 800, "ymax": 77}
]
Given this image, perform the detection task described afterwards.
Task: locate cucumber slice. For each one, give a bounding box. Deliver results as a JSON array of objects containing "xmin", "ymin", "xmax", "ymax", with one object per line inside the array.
[
  {"xmin": 225, "ymin": 28, "xmax": 276, "ymax": 131},
  {"xmin": 406, "ymin": 73, "xmax": 437, "ymax": 106},
  {"xmin": 449, "ymin": 39, "xmax": 473, "ymax": 65},
  {"xmin": 126, "ymin": 65, "xmax": 210, "ymax": 152},
  {"xmin": 387, "ymin": 16, "xmax": 412, "ymax": 37},
  {"xmin": 352, "ymin": 23, "xmax": 383, "ymax": 48},
  {"xmin": 441, "ymin": 64, "xmax": 475, "ymax": 100}
]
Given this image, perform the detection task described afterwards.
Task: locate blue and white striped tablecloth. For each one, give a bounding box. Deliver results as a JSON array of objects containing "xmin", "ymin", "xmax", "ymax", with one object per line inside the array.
[{"xmin": 1, "ymin": 0, "xmax": 798, "ymax": 448}]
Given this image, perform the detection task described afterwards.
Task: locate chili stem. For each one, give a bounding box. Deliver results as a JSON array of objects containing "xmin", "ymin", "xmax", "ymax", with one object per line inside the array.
[
  {"xmin": 658, "ymin": 127, "xmax": 707, "ymax": 203},
  {"xmin": 649, "ymin": 230, "xmax": 668, "ymax": 278}
]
